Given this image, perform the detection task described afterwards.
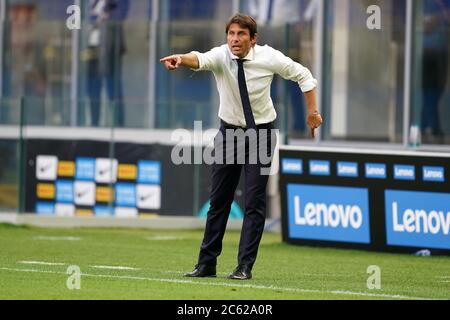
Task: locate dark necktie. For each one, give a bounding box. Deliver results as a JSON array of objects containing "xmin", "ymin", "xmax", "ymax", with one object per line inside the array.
[{"xmin": 236, "ymin": 59, "xmax": 256, "ymax": 129}]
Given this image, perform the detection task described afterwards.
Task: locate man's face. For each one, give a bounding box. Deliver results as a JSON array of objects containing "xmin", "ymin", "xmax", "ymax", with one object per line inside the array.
[{"xmin": 227, "ymin": 23, "xmax": 256, "ymax": 59}]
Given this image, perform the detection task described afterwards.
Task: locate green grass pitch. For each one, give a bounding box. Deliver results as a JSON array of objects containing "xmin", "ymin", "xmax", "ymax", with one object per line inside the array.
[{"xmin": 0, "ymin": 223, "xmax": 448, "ymax": 300}]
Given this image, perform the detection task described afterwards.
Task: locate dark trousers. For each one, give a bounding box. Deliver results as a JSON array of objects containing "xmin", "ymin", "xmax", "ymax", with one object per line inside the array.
[{"xmin": 198, "ymin": 121, "xmax": 276, "ymax": 269}]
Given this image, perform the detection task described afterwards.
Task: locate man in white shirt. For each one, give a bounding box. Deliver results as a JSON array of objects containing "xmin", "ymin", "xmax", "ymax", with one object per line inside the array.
[{"xmin": 161, "ymin": 14, "xmax": 322, "ymax": 280}]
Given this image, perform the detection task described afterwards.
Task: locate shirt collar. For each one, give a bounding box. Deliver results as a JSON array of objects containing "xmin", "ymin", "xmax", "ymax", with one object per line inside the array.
[{"xmin": 227, "ymin": 45, "xmax": 255, "ymax": 61}]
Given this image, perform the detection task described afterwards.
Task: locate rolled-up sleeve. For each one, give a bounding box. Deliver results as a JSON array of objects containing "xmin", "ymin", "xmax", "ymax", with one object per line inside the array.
[
  {"xmin": 190, "ymin": 46, "xmax": 224, "ymax": 72},
  {"xmin": 270, "ymin": 47, "xmax": 318, "ymax": 93}
]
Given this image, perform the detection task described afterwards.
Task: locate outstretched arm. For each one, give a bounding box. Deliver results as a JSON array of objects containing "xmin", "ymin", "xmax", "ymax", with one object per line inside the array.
[{"xmin": 160, "ymin": 53, "xmax": 200, "ymax": 71}]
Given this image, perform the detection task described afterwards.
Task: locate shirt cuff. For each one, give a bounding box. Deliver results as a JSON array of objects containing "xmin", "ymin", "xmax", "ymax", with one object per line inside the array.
[
  {"xmin": 190, "ymin": 51, "xmax": 204, "ymax": 71},
  {"xmin": 300, "ymin": 78, "xmax": 318, "ymax": 93}
]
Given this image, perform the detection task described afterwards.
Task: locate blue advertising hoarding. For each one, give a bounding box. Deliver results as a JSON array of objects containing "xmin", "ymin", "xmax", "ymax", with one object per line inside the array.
[
  {"xmin": 280, "ymin": 147, "xmax": 450, "ymax": 255},
  {"xmin": 385, "ymin": 190, "xmax": 450, "ymax": 250},
  {"xmin": 287, "ymin": 184, "xmax": 370, "ymax": 244}
]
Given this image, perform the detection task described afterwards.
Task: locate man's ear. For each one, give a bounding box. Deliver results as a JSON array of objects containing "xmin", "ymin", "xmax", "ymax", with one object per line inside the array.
[{"xmin": 251, "ymin": 33, "xmax": 258, "ymax": 46}]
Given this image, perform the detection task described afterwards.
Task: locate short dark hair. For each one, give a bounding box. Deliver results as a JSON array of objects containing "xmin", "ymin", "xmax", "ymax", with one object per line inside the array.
[{"xmin": 225, "ymin": 14, "xmax": 258, "ymax": 39}]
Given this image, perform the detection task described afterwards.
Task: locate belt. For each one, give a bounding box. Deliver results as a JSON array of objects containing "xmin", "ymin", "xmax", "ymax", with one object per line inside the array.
[{"xmin": 220, "ymin": 120, "xmax": 274, "ymax": 130}]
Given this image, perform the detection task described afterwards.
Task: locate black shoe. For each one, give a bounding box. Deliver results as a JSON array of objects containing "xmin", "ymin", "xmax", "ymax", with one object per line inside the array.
[
  {"xmin": 228, "ymin": 265, "xmax": 252, "ymax": 280},
  {"xmin": 184, "ymin": 264, "xmax": 216, "ymax": 278}
]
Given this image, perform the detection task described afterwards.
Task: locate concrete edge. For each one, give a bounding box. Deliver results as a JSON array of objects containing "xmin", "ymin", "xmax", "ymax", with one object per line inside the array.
[{"xmin": 0, "ymin": 214, "xmax": 281, "ymax": 233}]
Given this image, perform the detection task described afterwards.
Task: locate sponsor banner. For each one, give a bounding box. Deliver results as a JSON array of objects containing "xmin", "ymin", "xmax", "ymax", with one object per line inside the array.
[
  {"xmin": 337, "ymin": 162, "xmax": 358, "ymax": 178},
  {"xmin": 31, "ymin": 155, "xmax": 164, "ymax": 215},
  {"xmin": 138, "ymin": 161, "xmax": 161, "ymax": 184},
  {"xmin": 58, "ymin": 161, "xmax": 75, "ymax": 177},
  {"xmin": 281, "ymin": 159, "xmax": 303, "ymax": 175},
  {"xmin": 365, "ymin": 163, "xmax": 386, "ymax": 179},
  {"xmin": 74, "ymin": 181, "xmax": 96, "ymax": 206},
  {"xmin": 76, "ymin": 209, "xmax": 94, "ymax": 217},
  {"xmin": 385, "ymin": 190, "xmax": 450, "ymax": 250},
  {"xmin": 118, "ymin": 164, "xmax": 138, "ymax": 180},
  {"xmin": 115, "ymin": 183, "xmax": 136, "ymax": 207},
  {"xmin": 30, "ymin": 154, "xmax": 167, "ymax": 215},
  {"xmin": 76, "ymin": 158, "xmax": 96, "ymax": 181},
  {"xmin": 26, "ymin": 140, "xmax": 220, "ymax": 218},
  {"xmin": 36, "ymin": 202, "xmax": 55, "ymax": 215},
  {"xmin": 115, "ymin": 207, "xmax": 138, "ymax": 218},
  {"xmin": 56, "ymin": 181, "xmax": 74, "ymax": 203},
  {"xmin": 279, "ymin": 148, "xmax": 450, "ymax": 255},
  {"xmin": 96, "ymin": 187, "xmax": 114, "ymax": 203},
  {"xmin": 94, "ymin": 206, "xmax": 114, "ymax": 217},
  {"xmin": 137, "ymin": 185, "xmax": 161, "ymax": 210},
  {"xmin": 37, "ymin": 183, "xmax": 55, "ymax": 200},
  {"xmin": 95, "ymin": 158, "xmax": 118, "ymax": 184},
  {"xmin": 393, "ymin": 165, "xmax": 415, "ymax": 181},
  {"xmin": 309, "ymin": 160, "xmax": 330, "ymax": 176},
  {"xmin": 287, "ymin": 184, "xmax": 370, "ymax": 244},
  {"xmin": 423, "ymin": 166, "xmax": 445, "ymax": 182},
  {"xmin": 36, "ymin": 156, "xmax": 58, "ymax": 181},
  {"xmin": 55, "ymin": 203, "xmax": 75, "ymax": 217}
]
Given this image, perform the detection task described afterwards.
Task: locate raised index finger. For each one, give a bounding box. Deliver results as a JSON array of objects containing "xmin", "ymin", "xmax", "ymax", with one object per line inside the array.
[{"xmin": 159, "ymin": 56, "xmax": 174, "ymax": 62}]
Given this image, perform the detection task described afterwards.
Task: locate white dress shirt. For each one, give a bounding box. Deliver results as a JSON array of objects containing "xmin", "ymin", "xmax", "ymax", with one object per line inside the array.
[{"xmin": 192, "ymin": 44, "xmax": 317, "ymax": 128}]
